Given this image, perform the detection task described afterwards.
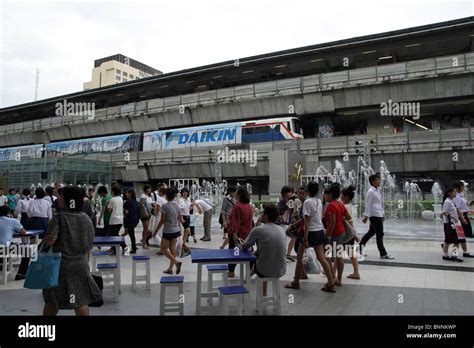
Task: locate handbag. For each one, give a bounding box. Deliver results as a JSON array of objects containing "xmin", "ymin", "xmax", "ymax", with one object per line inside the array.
[
  {"xmin": 286, "ymin": 220, "xmax": 304, "ymax": 239},
  {"xmin": 139, "ymin": 202, "xmax": 150, "ymax": 221},
  {"xmin": 288, "ymin": 198, "xmax": 319, "ymax": 240},
  {"xmin": 454, "ymin": 221, "xmax": 465, "ymax": 239},
  {"xmin": 89, "ymin": 274, "xmax": 104, "ymax": 307},
  {"xmin": 24, "ymin": 243, "xmax": 62, "ymax": 289}
]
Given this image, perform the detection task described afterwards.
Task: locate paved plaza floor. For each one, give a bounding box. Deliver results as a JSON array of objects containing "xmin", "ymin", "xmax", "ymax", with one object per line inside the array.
[{"xmin": 1, "ymin": 216, "xmax": 473, "ymax": 316}]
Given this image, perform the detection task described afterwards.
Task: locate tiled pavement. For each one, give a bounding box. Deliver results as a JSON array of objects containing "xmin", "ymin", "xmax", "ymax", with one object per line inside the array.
[{"xmin": 1, "ymin": 217, "xmax": 473, "ymax": 315}]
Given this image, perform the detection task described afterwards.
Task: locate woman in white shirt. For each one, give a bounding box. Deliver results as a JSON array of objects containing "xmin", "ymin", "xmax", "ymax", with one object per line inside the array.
[
  {"xmin": 442, "ymin": 187, "xmax": 463, "ymax": 262},
  {"xmin": 108, "ymin": 186, "xmax": 126, "ymax": 254},
  {"xmin": 15, "ymin": 188, "xmax": 33, "ymax": 229},
  {"xmin": 285, "ymin": 181, "xmax": 336, "ymax": 292},
  {"xmin": 27, "ymin": 187, "xmax": 52, "ymax": 232}
]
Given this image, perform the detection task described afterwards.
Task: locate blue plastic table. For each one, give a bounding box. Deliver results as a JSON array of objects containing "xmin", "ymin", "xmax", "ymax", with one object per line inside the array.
[
  {"xmin": 13, "ymin": 230, "xmax": 44, "ymax": 244},
  {"xmin": 93, "ymin": 236, "xmax": 125, "ymax": 293},
  {"xmin": 191, "ymin": 248, "xmax": 256, "ymax": 315}
]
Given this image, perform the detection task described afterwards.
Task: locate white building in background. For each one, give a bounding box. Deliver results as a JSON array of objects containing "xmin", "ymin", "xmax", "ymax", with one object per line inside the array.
[{"xmin": 83, "ymin": 54, "xmax": 162, "ymax": 90}]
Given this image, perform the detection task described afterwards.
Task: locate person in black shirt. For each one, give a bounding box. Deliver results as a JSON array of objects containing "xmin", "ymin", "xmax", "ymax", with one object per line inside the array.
[{"xmin": 124, "ymin": 189, "xmax": 140, "ymax": 253}]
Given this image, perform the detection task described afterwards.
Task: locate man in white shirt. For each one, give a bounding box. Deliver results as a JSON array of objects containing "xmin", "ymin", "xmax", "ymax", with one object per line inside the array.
[
  {"xmin": 360, "ymin": 174, "xmax": 394, "ymax": 259},
  {"xmin": 193, "ymin": 199, "xmax": 213, "ymax": 241},
  {"xmin": 107, "ymin": 186, "xmax": 126, "ymax": 254},
  {"xmin": 0, "ymin": 188, "xmax": 8, "ymax": 207}
]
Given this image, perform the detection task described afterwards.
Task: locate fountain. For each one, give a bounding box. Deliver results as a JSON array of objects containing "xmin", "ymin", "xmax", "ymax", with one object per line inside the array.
[{"xmin": 431, "ymin": 182, "xmax": 443, "ymax": 221}]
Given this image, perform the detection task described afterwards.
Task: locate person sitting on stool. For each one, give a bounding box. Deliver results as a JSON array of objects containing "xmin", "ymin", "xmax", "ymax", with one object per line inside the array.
[
  {"xmin": 0, "ymin": 206, "xmax": 31, "ymax": 280},
  {"xmin": 242, "ymin": 204, "xmax": 286, "ymax": 296}
]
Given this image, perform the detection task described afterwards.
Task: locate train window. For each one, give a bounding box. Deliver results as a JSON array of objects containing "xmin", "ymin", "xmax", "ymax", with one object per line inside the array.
[
  {"xmin": 253, "ymin": 126, "xmax": 268, "ymax": 134},
  {"xmin": 292, "ymin": 119, "xmax": 301, "ymax": 134}
]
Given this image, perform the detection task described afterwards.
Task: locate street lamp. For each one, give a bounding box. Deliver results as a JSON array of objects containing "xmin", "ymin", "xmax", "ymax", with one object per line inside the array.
[{"xmin": 40, "ymin": 143, "xmax": 48, "ymax": 187}]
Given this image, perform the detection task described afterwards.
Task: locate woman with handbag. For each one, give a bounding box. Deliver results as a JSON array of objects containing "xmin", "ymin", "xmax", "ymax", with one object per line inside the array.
[
  {"xmin": 42, "ymin": 186, "xmax": 102, "ymax": 316},
  {"xmin": 285, "ymin": 181, "xmax": 335, "ymax": 292},
  {"xmin": 323, "ymin": 184, "xmax": 352, "ymax": 287},
  {"xmin": 227, "ymin": 187, "xmax": 253, "ymax": 278},
  {"xmin": 339, "ymin": 185, "xmax": 361, "ymax": 280},
  {"xmin": 441, "ymin": 186, "xmax": 463, "ymax": 262},
  {"xmin": 139, "ymin": 185, "xmax": 153, "ymax": 249}
]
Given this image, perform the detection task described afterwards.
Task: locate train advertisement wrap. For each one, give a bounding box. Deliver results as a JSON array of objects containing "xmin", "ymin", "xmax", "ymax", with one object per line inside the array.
[
  {"xmin": 0, "ymin": 145, "xmax": 43, "ymax": 161},
  {"xmin": 46, "ymin": 133, "xmax": 141, "ymax": 157},
  {"xmin": 143, "ymin": 123, "xmax": 242, "ymax": 150}
]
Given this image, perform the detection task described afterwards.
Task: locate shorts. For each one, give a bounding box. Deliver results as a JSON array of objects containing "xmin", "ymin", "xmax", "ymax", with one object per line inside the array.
[
  {"xmin": 305, "ymin": 230, "xmax": 325, "ymax": 247},
  {"xmin": 444, "ymin": 223, "xmax": 459, "ymax": 244},
  {"xmin": 329, "ymin": 232, "xmax": 346, "ymax": 246},
  {"xmin": 162, "ymin": 231, "xmax": 181, "ymax": 241},
  {"xmin": 343, "ymin": 236, "xmax": 356, "ymax": 246},
  {"xmin": 181, "ymin": 215, "xmax": 190, "ymax": 229}
]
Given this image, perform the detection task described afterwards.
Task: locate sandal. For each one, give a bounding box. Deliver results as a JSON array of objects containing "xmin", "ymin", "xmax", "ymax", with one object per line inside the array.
[
  {"xmin": 347, "ymin": 273, "xmax": 360, "ymax": 280},
  {"xmin": 321, "ymin": 284, "xmax": 336, "ymax": 293},
  {"xmin": 334, "ymin": 280, "xmax": 342, "ymax": 287},
  {"xmin": 163, "ymin": 269, "xmax": 173, "ymax": 274},
  {"xmin": 175, "ymin": 261, "xmax": 182, "ymax": 275},
  {"xmin": 284, "ymin": 281, "xmax": 300, "ymax": 289}
]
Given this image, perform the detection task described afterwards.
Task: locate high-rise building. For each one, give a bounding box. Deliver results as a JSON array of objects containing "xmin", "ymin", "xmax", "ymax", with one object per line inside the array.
[{"xmin": 83, "ymin": 54, "xmax": 162, "ymax": 90}]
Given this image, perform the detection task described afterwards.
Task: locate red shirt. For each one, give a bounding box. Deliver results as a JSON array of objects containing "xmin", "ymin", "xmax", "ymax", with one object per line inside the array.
[
  {"xmin": 228, "ymin": 202, "xmax": 254, "ymax": 239},
  {"xmin": 324, "ymin": 200, "xmax": 347, "ymax": 237}
]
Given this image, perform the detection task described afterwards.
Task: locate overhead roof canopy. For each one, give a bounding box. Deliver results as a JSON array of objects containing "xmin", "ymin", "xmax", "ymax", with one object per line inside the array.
[{"xmin": 0, "ymin": 16, "xmax": 472, "ymax": 125}]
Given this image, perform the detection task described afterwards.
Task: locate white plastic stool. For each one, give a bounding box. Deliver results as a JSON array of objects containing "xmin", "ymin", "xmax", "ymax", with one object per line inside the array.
[
  {"xmin": 206, "ymin": 265, "xmax": 229, "ymax": 305},
  {"xmin": 256, "ymin": 277, "xmax": 281, "ymax": 315},
  {"xmin": 132, "ymin": 255, "xmax": 151, "ymax": 291},
  {"xmin": 218, "ymin": 286, "xmax": 249, "ymax": 315},
  {"xmin": 0, "ymin": 254, "xmax": 13, "ymax": 284},
  {"xmin": 91, "ymin": 251, "xmax": 112, "ymax": 271},
  {"xmin": 160, "ymin": 276, "xmax": 184, "ymax": 316},
  {"xmin": 97, "ymin": 263, "xmax": 119, "ymax": 302}
]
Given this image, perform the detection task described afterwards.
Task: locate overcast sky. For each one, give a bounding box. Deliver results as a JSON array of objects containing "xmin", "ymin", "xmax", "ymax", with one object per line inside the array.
[{"xmin": 0, "ymin": 0, "xmax": 472, "ymax": 108}]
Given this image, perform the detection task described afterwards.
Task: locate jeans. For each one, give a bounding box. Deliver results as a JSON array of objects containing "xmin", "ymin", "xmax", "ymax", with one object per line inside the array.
[{"xmin": 360, "ymin": 217, "xmax": 387, "ymax": 257}]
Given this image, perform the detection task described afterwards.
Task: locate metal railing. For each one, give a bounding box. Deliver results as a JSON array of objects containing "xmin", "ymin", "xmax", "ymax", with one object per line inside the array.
[{"xmin": 1, "ymin": 52, "xmax": 472, "ymax": 135}]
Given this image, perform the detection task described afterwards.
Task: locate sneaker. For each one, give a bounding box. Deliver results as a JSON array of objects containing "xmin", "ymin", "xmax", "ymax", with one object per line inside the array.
[
  {"xmin": 463, "ymin": 253, "xmax": 474, "ymax": 258},
  {"xmin": 130, "ymin": 248, "xmax": 137, "ymax": 254},
  {"xmin": 380, "ymin": 254, "xmax": 395, "ymax": 260},
  {"xmin": 442, "ymin": 256, "xmax": 452, "ymax": 261},
  {"xmin": 452, "ymin": 256, "xmax": 463, "ymax": 262},
  {"xmin": 193, "ymin": 237, "xmax": 197, "ymax": 244}
]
